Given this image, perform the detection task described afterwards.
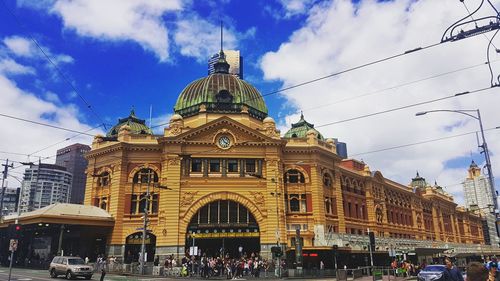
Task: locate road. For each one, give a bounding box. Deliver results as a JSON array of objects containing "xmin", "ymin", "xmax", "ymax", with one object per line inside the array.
[{"xmin": 0, "ymin": 266, "xmax": 412, "ymax": 281}]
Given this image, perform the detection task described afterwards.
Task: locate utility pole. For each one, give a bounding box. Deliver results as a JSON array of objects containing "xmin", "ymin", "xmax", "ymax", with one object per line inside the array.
[
  {"xmin": 1, "ymin": 159, "xmax": 14, "ymax": 222},
  {"xmin": 139, "ymin": 170, "xmax": 152, "ymax": 275}
]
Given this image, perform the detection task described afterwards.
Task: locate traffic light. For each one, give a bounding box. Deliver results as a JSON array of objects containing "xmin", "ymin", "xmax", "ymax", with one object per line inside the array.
[
  {"xmin": 7, "ymin": 224, "xmax": 22, "ymax": 239},
  {"xmin": 369, "ymin": 231, "xmax": 375, "ymax": 252},
  {"xmin": 271, "ymin": 246, "xmax": 282, "ymax": 257}
]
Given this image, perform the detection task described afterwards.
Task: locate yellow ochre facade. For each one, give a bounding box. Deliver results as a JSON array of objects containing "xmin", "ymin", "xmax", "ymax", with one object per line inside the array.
[{"xmin": 84, "ymin": 51, "xmax": 491, "ymax": 265}]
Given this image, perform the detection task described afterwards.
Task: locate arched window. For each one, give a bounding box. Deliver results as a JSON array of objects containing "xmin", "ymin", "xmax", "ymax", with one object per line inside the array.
[
  {"xmin": 285, "ymin": 169, "xmax": 305, "ymax": 184},
  {"xmin": 323, "ymin": 173, "xmax": 333, "ymax": 187},
  {"xmin": 97, "ymin": 171, "xmax": 110, "ymax": 187},
  {"xmin": 133, "ymin": 168, "xmax": 159, "ymax": 184},
  {"xmin": 290, "ymin": 197, "xmax": 300, "ymax": 212}
]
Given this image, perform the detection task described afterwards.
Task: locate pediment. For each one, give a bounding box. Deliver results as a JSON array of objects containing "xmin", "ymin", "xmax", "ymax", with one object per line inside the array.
[{"xmin": 162, "ymin": 117, "xmax": 283, "ymax": 146}]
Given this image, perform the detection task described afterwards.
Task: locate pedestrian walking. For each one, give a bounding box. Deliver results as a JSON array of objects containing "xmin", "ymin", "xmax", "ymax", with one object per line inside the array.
[
  {"xmin": 100, "ymin": 267, "xmax": 106, "ymax": 281},
  {"xmin": 444, "ymin": 257, "xmax": 464, "ymax": 281}
]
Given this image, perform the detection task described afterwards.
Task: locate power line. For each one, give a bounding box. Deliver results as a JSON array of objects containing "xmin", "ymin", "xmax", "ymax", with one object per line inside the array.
[
  {"xmin": 0, "ymin": 112, "xmax": 98, "ymax": 136},
  {"xmin": 27, "ymin": 125, "xmax": 100, "ymax": 157},
  {"xmin": 0, "ymin": 0, "xmax": 108, "ymax": 130},
  {"xmin": 315, "ymin": 85, "xmax": 498, "ymax": 128},
  {"xmin": 303, "ymin": 60, "xmax": 496, "ymax": 112},
  {"xmin": 150, "ymin": 41, "xmax": 443, "ymax": 130},
  {"xmin": 350, "ymin": 126, "xmax": 500, "ymax": 157}
]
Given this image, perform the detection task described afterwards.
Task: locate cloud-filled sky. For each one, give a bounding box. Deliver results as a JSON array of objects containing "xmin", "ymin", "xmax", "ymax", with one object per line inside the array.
[{"xmin": 1, "ymin": 0, "xmax": 499, "ymax": 206}]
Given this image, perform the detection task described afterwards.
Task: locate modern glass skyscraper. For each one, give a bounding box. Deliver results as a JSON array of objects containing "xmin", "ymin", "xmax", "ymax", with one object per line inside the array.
[
  {"xmin": 208, "ymin": 50, "xmax": 243, "ymax": 79},
  {"xmin": 463, "ymin": 160, "xmax": 499, "ymax": 245},
  {"xmin": 56, "ymin": 143, "xmax": 91, "ymax": 204},
  {"xmin": 20, "ymin": 164, "xmax": 72, "ymax": 213}
]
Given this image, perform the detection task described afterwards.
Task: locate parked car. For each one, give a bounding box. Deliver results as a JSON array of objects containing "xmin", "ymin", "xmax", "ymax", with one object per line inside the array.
[
  {"xmin": 49, "ymin": 256, "xmax": 93, "ymax": 279},
  {"xmin": 417, "ymin": 265, "xmax": 446, "ymax": 281}
]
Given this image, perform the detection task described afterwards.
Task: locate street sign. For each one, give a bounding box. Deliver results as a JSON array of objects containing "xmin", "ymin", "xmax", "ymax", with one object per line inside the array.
[
  {"xmin": 9, "ymin": 239, "xmax": 17, "ymax": 252},
  {"xmin": 189, "ymin": 246, "xmax": 198, "ymax": 256}
]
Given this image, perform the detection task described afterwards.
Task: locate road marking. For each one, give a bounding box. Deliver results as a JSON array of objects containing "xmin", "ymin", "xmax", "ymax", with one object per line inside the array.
[{"xmin": 18, "ymin": 278, "xmax": 33, "ymax": 281}]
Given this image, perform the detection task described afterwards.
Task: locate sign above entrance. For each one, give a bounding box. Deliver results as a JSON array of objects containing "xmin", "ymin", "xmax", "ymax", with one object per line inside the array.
[{"xmin": 188, "ymin": 232, "xmax": 259, "ymax": 239}]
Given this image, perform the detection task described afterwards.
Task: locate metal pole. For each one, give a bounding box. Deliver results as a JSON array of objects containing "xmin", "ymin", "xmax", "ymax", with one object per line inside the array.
[
  {"xmin": 192, "ymin": 234, "xmax": 195, "ymax": 275},
  {"xmin": 274, "ymin": 177, "xmax": 281, "ymax": 278},
  {"xmin": 0, "ymin": 159, "xmax": 13, "ymax": 222},
  {"xmin": 139, "ymin": 171, "xmax": 151, "ymax": 275},
  {"xmin": 57, "ymin": 224, "xmax": 65, "ymax": 255},
  {"xmin": 477, "ymin": 110, "xmax": 497, "ymax": 211},
  {"xmin": 7, "ymin": 249, "xmax": 14, "ymax": 281}
]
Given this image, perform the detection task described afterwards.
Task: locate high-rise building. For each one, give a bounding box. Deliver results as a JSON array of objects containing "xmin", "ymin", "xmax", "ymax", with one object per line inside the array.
[
  {"xmin": 463, "ymin": 160, "xmax": 499, "ymax": 245},
  {"xmin": 1, "ymin": 188, "xmax": 20, "ymax": 216},
  {"xmin": 20, "ymin": 164, "xmax": 72, "ymax": 213},
  {"xmin": 56, "ymin": 143, "xmax": 91, "ymax": 204},
  {"xmin": 208, "ymin": 50, "xmax": 243, "ymax": 79}
]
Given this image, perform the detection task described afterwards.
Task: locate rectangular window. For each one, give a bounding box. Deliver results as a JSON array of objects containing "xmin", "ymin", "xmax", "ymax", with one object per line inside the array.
[
  {"xmin": 131, "ymin": 195, "xmax": 138, "ymax": 214},
  {"xmin": 245, "ymin": 159, "xmax": 256, "ymax": 173},
  {"xmin": 151, "ymin": 194, "xmax": 158, "ymax": 214},
  {"xmin": 209, "ymin": 159, "xmax": 221, "ymax": 172},
  {"xmin": 191, "ymin": 159, "xmax": 202, "ymax": 172},
  {"xmin": 139, "ymin": 193, "xmax": 147, "ymax": 213},
  {"xmin": 227, "ymin": 160, "xmax": 238, "ymax": 173}
]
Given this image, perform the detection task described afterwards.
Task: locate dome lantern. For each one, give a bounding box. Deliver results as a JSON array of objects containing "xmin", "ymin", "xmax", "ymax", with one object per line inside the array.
[
  {"xmin": 284, "ymin": 112, "xmax": 325, "ymax": 140},
  {"xmin": 107, "ymin": 108, "xmax": 153, "ymax": 137}
]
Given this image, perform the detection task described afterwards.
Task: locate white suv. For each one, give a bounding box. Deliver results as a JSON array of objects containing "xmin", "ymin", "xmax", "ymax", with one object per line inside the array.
[{"xmin": 49, "ymin": 256, "xmax": 93, "ymax": 279}]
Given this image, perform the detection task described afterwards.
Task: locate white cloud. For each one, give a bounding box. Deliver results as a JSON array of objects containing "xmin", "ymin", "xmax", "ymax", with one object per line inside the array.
[
  {"xmin": 3, "ymin": 35, "xmax": 74, "ymax": 66},
  {"xmin": 3, "ymin": 36, "xmax": 35, "ymax": 57},
  {"xmin": 261, "ymin": 0, "xmax": 500, "ymax": 205},
  {"xmin": 0, "ymin": 59, "xmax": 35, "ymax": 75},
  {"xmin": 277, "ymin": 0, "xmax": 319, "ymax": 18},
  {"xmin": 0, "ymin": 73, "xmax": 104, "ymax": 169},
  {"xmin": 44, "ymin": 91, "xmax": 60, "ymax": 103},
  {"xmin": 49, "ymin": 0, "xmax": 183, "ymax": 62},
  {"xmin": 150, "ymin": 113, "xmax": 172, "ymax": 135},
  {"xmin": 174, "ymin": 15, "xmax": 240, "ymax": 62}
]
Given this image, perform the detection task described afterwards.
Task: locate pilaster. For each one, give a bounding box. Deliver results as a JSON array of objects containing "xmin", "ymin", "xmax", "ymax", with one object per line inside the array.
[{"xmin": 334, "ymin": 169, "xmax": 346, "ymax": 233}]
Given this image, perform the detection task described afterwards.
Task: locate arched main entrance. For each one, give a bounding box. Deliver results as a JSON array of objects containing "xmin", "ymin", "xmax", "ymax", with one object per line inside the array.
[
  {"xmin": 186, "ymin": 200, "xmax": 259, "ymax": 258},
  {"xmin": 124, "ymin": 232, "xmax": 156, "ymax": 264}
]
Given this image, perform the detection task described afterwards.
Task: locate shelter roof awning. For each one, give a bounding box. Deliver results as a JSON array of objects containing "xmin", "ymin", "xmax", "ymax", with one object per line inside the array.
[
  {"xmin": 415, "ymin": 248, "xmax": 448, "ymax": 256},
  {"xmin": 0, "ymin": 203, "xmax": 115, "ymax": 227}
]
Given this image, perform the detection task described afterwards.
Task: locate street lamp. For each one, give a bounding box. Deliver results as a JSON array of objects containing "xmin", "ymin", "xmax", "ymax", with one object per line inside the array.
[{"xmin": 416, "ymin": 109, "xmax": 497, "ymax": 218}]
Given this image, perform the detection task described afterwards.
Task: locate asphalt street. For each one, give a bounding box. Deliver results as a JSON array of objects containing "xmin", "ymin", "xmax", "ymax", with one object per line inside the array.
[{"xmin": 0, "ymin": 266, "xmax": 397, "ymax": 281}]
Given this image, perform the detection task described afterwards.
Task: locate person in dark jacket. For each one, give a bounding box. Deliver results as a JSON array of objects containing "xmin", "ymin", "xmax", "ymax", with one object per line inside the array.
[{"xmin": 445, "ymin": 257, "xmax": 464, "ymax": 281}]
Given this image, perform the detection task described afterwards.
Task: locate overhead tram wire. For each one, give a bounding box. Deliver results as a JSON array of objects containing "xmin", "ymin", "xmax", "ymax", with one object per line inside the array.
[
  {"xmin": 350, "ymin": 126, "xmax": 500, "ymax": 157},
  {"xmin": 463, "ymin": 0, "xmax": 499, "ymax": 51},
  {"xmin": 150, "ymin": 41, "xmax": 445, "ymax": 130},
  {"xmin": 0, "ymin": 112, "xmax": 98, "ymax": 137},
  {"xmin": 27, "ymin": 125, "xmax": 102, "ymax": 157},
  {"xmin": 0, "ymin": 0, "xmax": 108, "ymax": 130},
  {"xmin": 314, "ymin": 84, "xmax": 499, "ymax": 129},
  {"xmin": 302, "ymin": 60, "xmax": 498, "ymax": 112}
]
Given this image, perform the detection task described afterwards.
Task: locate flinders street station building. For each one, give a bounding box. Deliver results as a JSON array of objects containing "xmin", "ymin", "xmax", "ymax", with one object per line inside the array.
[{"xmin": 2, "ymin": 50, "xmax": 500, "ymax": 269}]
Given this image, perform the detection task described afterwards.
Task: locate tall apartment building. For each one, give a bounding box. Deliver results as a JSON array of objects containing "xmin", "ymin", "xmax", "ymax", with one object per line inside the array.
[
  {"xmin": 463, "ymin": 160, "xmax": 499, "ymax": 245},
  {"xmin": 1, "ymin": 188, "xmax": 20, "ymax": 216},
  {"xmin": 55, "ymin": 143, "xmax": 91, "ymax": 204},
  {"xmin": 208, "ymin": 50, "xmax": 243, "ymax": 79},
  {"xmin": 20, "ymin": 164, "xmax": 72, "ymax": 213}
]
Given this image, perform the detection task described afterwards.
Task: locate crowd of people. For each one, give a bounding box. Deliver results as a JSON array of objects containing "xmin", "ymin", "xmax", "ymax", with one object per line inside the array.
[
  {"xmin": 389, "ymin": 256, "xmax": 500, "ymax": 281},
  {"xmin": 161, "ymin": 252, "xmax": 282, "ymax": 279}
]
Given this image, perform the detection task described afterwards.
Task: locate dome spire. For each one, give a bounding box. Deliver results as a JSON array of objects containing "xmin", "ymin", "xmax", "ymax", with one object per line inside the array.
[{"xmin": 214, "ymin": 21, "xmax": 230, "ymax": 74}]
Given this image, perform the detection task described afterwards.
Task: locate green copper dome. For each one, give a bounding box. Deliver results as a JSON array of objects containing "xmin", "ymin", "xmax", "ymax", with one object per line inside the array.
[
  {"xmin": 174, "ymin": 51, "xmax": 268, "ymax": 120},
  {"xmin": 107, "ymin": 109, "xmax": 153, "ymax": 137},
  {"xmin": 284, "ymin": 113, "xmax": 325, "ymax": 140}
]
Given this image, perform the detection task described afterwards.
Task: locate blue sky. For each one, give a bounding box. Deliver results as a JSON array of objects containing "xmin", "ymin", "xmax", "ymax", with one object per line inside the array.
[{"xmin": 1, "ymin": 0, "xmax": 500, "ymax": 206}]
